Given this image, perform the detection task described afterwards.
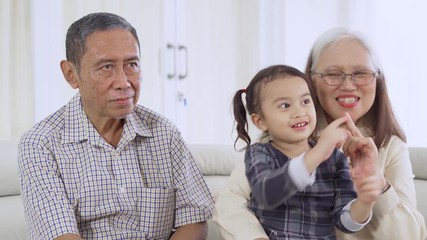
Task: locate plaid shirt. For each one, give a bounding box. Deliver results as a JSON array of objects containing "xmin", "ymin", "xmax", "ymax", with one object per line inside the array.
[
  {"xmin": 245, "ymin": 142, "xmax": 357, "ymax": 240},
  {"xmin": 18, "ymin": 93, "xmax": 214, "ymax": 240}
]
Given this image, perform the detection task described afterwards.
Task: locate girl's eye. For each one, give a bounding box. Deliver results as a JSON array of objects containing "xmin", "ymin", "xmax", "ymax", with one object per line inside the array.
[
  {"xmin": 280, "ymin": 103, "xmax": 290, "ymax": 109},
  {"xmin": 303, "ymin": 99, "xmax": 311, "ymax": 105}
]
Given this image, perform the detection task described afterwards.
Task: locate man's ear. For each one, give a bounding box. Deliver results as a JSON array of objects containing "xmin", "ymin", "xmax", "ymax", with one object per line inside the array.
[
  {"xmin": 251, "ymin": 113, "xmax": 268, "ymax": 131},
  {"xmin": 60, "ymin": 60, "xmax": 79, "ymax": 89}
]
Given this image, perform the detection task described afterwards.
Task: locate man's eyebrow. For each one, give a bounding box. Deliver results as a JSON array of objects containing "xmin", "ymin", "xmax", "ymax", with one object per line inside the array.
[
  {"xmin": 124, "ymin": 56, "xmax": 140, "ymax": 62},
  {"xmin": 93, "ymin": 56, "xmax": 140, "ymax": 66}
]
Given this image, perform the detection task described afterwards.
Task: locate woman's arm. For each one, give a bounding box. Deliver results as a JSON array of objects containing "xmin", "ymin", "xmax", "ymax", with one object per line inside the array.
[
  {"xmin": 367, "ymin": 137, "xmax": 426, "ymax": 239},
  {"xmin": 54, "ymin": 234, "xmax": 84, "ymax": 240},
  {"xmin": 344, "ymin": 136, "xmax": 382, "ymax": 223},
  {"xmin": 170, "ymin": 222, "xmax": 207, "ymax": 240},
  {"xmin": 338, "ymin": 136, "xmax": 427, "ymax": 239},
  {"xmin": 212, "ymin": 160, "xmax": 268, "ymax": 240}
]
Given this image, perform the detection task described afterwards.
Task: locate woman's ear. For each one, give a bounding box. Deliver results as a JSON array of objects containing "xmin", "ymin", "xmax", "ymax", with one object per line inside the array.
[
  {"xmin": 60, "ymin": 60, "xmax": 79, "ymax": 89},
  {"xmin": 251, "ymin": 113, "xmax": 268, "ymax": 131}
]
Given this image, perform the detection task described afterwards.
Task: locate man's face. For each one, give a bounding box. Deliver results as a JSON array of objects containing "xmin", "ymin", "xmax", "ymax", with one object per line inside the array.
[{"xmin": 75, "ymin": 29, "xmax": 141, "ymax": 121}]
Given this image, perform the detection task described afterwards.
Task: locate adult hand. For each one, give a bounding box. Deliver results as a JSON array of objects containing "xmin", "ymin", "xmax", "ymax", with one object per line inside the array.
[
  {"xmin": 341, "ymin": 112, "xmax": 384, "ymax": 202},
  {"xmin": 342, "ymin": 112, "xmax": 363, "ymax": 138},
  {"xmin": 343, "ymin": 135, "xmax": 382, "ymax": 204}
]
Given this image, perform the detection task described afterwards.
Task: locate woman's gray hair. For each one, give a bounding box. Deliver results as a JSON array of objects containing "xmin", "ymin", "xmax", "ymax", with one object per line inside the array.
[{"xmin": 309, "ymin": 27, "xmax": 382, "ymax": 73}]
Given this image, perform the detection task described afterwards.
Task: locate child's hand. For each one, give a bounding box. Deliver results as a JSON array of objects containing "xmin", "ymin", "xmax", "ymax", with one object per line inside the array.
[{"xmin": 315, "ymin": 114, "xmax": 352, "ymax": 161}]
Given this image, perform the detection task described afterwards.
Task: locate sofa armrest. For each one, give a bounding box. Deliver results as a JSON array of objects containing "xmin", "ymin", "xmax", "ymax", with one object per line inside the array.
[
  {"xmin": 0, "ymin": 141, "xmax": 20, "ymax": 197},
  {"xmin": 410, "ymin": 147, "xmax": 427, "ymax": 180}
]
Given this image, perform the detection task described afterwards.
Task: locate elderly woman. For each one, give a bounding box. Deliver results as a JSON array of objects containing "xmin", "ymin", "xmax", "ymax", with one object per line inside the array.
[{"xmin": 213, "ymin": 27, "xmax": 426, "ymax": 240}]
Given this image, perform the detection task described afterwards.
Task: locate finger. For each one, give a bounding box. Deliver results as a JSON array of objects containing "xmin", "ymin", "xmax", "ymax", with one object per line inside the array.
[
  {"xmin": 354, "ymin": 180, "xmax": 382, "ymax": 197},
  {"xmin": 352, "ymin": 176, "xmax": 380, "ymax": 191},
  {"xmin": 343, "ymin": 112, "xmax": 363, "ymax": 137},
  {"xmin": 342, "ymin": 136, "xmax": 354, "ymax": 157},
  {"xmin": 343, "ymin": 136, "xmax": 372, "ymax": 158},
  {"xmin": 328, "ymin": 114, "xmax": 350, "ymax": 129}
]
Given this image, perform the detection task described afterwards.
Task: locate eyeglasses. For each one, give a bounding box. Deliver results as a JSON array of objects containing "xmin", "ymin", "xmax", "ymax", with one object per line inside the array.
[{"xmin": 313, "ymin": 69, "xmax": 377, "ymax": 86}]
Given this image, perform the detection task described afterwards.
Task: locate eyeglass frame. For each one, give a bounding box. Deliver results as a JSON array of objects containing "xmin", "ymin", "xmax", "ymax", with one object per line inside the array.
[{"xmin": 312, "ymin": 69, "xmax": 377, "ymax": 86}]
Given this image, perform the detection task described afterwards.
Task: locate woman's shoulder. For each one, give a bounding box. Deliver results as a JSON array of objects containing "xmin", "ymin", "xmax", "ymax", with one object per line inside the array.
[
  {"xmin": 378, "ymin": 135, "xmax": 410, "ymax": 167},
  {"xmin": 379, "ymin": 135, "xmax": 408, "ymax": 155}
]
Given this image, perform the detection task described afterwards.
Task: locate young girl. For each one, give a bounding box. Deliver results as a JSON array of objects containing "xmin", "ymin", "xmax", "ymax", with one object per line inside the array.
[{"xmin": 232, "ymin": 65, "xmax": 380, "ymax": 239}]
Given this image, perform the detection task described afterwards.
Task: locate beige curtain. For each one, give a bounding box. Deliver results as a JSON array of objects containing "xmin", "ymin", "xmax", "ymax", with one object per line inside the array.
[{"xmin": 0, "ymin": 0, "xmax": 34, "ymax": 141}]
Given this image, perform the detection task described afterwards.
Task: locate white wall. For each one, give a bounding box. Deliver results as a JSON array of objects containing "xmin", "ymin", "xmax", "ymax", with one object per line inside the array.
[
  {"xmin": 0, "ymin": 0, "xmax": 34, "ymax": 141},
  {"xmin": 28, "ymin": 0, "xmax": 427, "ymax": 147},
  {"xmin": 32, "ymin": 0, "xmax": 75, "ymax": 122},
  {"xmin": 258, "ymin": 0, "xmax": 427, "ymax": 147},
  {"xmin": 32, "ymin": 0, "xmax": 164, "ymax": 122},
  {"xmin": 370, "ymin": 0, "xmax": 427, "ymax": 147}
]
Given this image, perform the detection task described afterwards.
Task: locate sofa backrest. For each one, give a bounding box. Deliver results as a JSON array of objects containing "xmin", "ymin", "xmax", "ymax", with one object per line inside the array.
[
  {"xmin": 410, "ymin": 147, "xmax": 427, "ymax": 180},
  {"xmin": 0, "ymin": 141, "xmax": 20, "ymax": 197},
  {"xmin": 410, "ymin": 147, "xmax": 427, "ymax": 224},
  {"xmin": 189, "ymin": 144, "xmax": 242, "ymax": 176},
  {"xmin": 2, "ymin": 141, "xmax": 427, "ymax": 227}
]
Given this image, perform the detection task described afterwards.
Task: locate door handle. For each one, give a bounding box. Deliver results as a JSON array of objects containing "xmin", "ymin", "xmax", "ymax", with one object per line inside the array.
[
  {"xmin": 178, "ymin": 45, "xmax": 188, "ymax": 80},
  {"xmin": 167, "ymin": 43, "xmax": 176, "ymax": 79}
]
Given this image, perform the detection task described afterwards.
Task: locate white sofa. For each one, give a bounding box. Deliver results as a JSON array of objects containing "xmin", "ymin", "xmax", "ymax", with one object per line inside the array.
[{"xmin": 1, "ymin": 141, "xmax": 426, "ymax": 240}]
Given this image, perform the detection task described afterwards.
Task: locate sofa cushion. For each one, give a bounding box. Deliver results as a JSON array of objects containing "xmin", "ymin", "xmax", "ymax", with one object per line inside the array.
[
  {"xmin": 0, "ymin": 141, "xmax": 20, "ymax": 196},
  {"xmin": 189, "ymin": 145, "xmax": 242, "ymax": 176},
  {"xmin": 410, "ymin": 147, "xmax": 427, "ymax": 232},
  {"xmin": 415, "ymin": 179, "xmax": 427, "ymax": 224},
  {"xmin": 410, "ymin": 147, "xmax": 427, "ymax": 180},
  {"xmin": 0, "ymin": 195, "xmax": 26, "ymax": 240}
]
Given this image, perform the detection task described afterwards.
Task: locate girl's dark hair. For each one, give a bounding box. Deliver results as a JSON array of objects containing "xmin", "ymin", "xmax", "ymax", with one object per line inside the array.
[
  {"xmin": 233, "ymin": 65, "xmax": 316, "ymax": 149},
  {"xmin": 305, "ymin": 27, "xmax": 406, "ymax": 148}
]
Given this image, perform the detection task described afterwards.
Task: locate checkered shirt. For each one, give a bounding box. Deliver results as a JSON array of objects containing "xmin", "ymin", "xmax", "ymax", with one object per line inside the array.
[
  {"xmin": 245, "ymin": 142, "xmax": 357, "ymax": 240},
  {"xmin": 18, "ymin": 93, "xmax": 214, "ymax": 240}
]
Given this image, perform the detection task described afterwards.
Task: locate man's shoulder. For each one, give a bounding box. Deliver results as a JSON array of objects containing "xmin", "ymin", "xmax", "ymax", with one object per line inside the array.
[{"xmin": 20, "ymin": 106, "xmax": 67, "ymax": 146}]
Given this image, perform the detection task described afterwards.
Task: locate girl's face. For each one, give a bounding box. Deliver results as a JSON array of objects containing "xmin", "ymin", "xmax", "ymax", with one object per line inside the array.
[
  {"xmin": 251, "ymin": 77, "xmax": 316, "ymax": 145},
  {"xmin": 313, "ymin": 38, "xmax": 376, "ymax": 123}
]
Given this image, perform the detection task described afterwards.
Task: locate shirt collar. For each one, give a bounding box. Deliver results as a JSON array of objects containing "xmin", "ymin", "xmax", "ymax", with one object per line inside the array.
[{"xmin": 62, "ymin": 93, "xmax": 152, "ymax": 145}]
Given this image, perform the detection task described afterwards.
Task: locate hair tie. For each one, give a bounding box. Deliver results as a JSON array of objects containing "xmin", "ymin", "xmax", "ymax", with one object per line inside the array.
[{"xmin": 242, "ymin": 88, "xmax": 246, "ymax": 94}]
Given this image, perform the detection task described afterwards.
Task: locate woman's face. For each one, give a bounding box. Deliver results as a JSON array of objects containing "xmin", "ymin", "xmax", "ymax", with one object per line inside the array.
[{"xmin": 313, "ymin": 38, "xmax": 376, "ymax": 123}]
